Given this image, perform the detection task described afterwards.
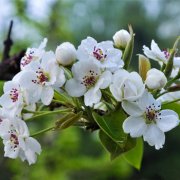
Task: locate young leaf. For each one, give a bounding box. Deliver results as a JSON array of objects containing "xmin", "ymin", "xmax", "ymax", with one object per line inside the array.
[
  {"xmin": 123, "ymin": 25, "xmax": 134, "ymax": 70},
  {"xmin": 99, "ymin": 130, "xmax": 136, "ymax": 160},
  {"xmin": 123, "ymin": 138, "xmax": 143, "ymax": 170},
  {"xmin": 54, "ymin": 90, "xmax": 76, "ymax": 107},
  {"xmin": 93, "ymin": 107, "xmax": 136, "ymax": 159},
  {"xmin": 93, "ymin": 108, "xmax": 127, "ymax": 143}
]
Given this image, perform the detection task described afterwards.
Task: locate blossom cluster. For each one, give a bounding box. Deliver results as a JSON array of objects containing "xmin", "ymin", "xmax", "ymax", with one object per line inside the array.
[{"xmin": 0, "ymin": 27, "xmax": 180, "ymax": 165}]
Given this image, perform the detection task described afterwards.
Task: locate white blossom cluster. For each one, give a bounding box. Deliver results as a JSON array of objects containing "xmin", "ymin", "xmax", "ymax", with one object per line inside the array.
[{"xmin": 0, "ymin": 28, "xmax": 180, "ymax": 165}]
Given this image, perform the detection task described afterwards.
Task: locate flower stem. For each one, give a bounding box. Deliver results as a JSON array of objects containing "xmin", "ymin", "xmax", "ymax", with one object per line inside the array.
[
  {"xmin": 31, "ymin": 126, "xmax": 55, "ymax": 137},
  {"xmin": 25, "ymin": 108, "xmax": 73, "ymax": 122}
]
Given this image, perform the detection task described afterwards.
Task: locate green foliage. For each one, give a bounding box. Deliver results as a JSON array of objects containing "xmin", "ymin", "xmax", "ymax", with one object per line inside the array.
[
  {"xmin": 93, "ymin": 107, "xmax": 136, "ymax": 160},
  {"xmin": 123, "ymin": 25, "xmax": 134, "ymax": 70},
  {"xmin": 162, "ymin": 102, "xmax": 180, "ymax": 114},
  {"xmin": 0, "ymin": 81, "xmax": 4, "ymax": 95},
  {"xmin": 123, "ymin": 138, "xmax": 143, "ymax": 170}
]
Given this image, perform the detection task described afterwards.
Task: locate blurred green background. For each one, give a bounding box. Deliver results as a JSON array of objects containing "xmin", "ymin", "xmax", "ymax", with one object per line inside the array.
[{"xmin": 0, "ymin": 0, "xmax": 180, "ymax": 179}]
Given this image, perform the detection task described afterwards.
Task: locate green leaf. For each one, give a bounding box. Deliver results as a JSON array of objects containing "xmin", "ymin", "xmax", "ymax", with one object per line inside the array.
[
  {"xmin": 0, "ymin": 81, "xmax": 4, "ymax": 96},
  {"xmin": 123, "ymin": 138, "xmax": 143, "ymax": 170},
  {"xmin": 123, "ymin": 25, "xmax": 134, "ymax": 70},
  {"xmin": 99, "ymin": 130, "xmax": 136, "ymax": 160},
  {"xmin": 54, "ymin": 91, "xmax": 76, "ymax": 107},
  {"xmin": 93, "ymin": 108, "xmax": 127, "ymax": 143},
  {"xmin": 162, "ymin": 102, "xmax": 180, "ymax": 114},
  {"xmin": 93, "ymin": 107, "xmax": 136, "ymax": 159}
]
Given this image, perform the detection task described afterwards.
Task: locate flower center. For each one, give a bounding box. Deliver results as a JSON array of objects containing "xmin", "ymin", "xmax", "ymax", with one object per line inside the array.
[
  {"xmin": 163, "ymin": 49, "xmax": 170, "ymax": 59},
  {"xmin": 145, "ymin": 104, "xmax": 161, "ymax": 124},
  {"xmin": 81, "ymin": 70, "xmax": 98, "ymax": 88},
  {"xmin": 10, "ymin": 88, "xmax": 19, "ymax": 103},
  {"xmin": 8, "ymin": 128, "xmax": 19, "ymax": 151},
  {"xmin": 32, "ymin": 68, "xmax": 49, "ymax": 85},
  {"xmin": 93, "ymin": 46, "xmax": 107, "ymax": 61},
  {"xmin": 20, "ymin": 50, "xmax": 34, "ymax": 67}
]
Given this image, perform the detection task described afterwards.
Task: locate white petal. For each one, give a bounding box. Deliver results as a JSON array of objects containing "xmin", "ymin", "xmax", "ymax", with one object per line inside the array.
[
  {"xmin": 3, "ymin": 81, "xmax": 19, "ymax": 92},
  {"xmin": 14, "ymin": 119, "xmax": 29, "ymax": 137},
  {"xmin": 112, "ymin": 69, "xmax": 129, "ymax": 85},
  {"xmin": 0, "ymin": 118, "xmax": 11, "ymax": 136},
  {"xmin": 72, "ymin": 59, "xmax": 100, "ymax": 81},
  {"xmin": 84, "ymin": 88, "xmax": 101, "ymax": 107},
  {"xmin": 77, "ymin": 37, "xmax": 97, "ymax": 61},
  {"xmin": 41, "ymin": 86, "xmax": 54, "ymax": 105},
  {"xmin": 122, "ymin": 116, "xmax": 147, "ymax": 137},
  {"xmin": 25, "ymin": 137, "xmax": 41, "ymax": 154},
  {"xmin": 24, "ymin": 137, "xmax": 41, "ymax": 165},
  {"xmin": 143, "ymin": 124, "xmax": 165, "ymax": 150},
  {"xmin": 110, "ymin": 84, "xmax": 122, "ymax": 102},
  {"xmin": 173, "ymin": 57, "xmax": 180, "ymax": 67},
  {"xmin": 156, "ymin": 110, "xmax": 179, "ymax": 132},
  {"xmin": 54, "ymin": 67, "xmax": 66, "ymax": 88},
  {"xmin": 41, "ymin": 51, "xmax": 56, "ymax": 70},
  {"xmin": 98, "ymin": 40, "xmax": 113, "ymax": 49},
  {"xmin": 0, "ymin": 94, "xmax": 14, "ymax": 108},
  {"xmin": 65, "ymin": 79, "xmax": 86, "ymax": 97},
  {"xmin": 122, "ymin": 101, "xmax": 144, "ymax": 116},
  {"xmin": 98, "ymin": 71, "xmax": 112, "ymax": 89},
  {"xmin": 143, "ymin": 45, "xmax": 157, "ymax": 61},
  {"xmin": 3, "ymin": 141, "xmax": 19, "ymax": 159}
]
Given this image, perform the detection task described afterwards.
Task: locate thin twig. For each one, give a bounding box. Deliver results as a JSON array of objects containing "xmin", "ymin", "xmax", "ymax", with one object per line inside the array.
[{"xmin": 2, "ymin": 20, "xmax": 13, "ymax": 61}]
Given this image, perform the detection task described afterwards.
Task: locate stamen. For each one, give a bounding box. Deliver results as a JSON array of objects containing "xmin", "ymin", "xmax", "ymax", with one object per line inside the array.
[
  {"xmin": 93, "ymin": 46, "xmax": 107, "ymax": 61},
  {"xmin": 10, "ymin": 88, "xmax": 19, "ymax": 102}
]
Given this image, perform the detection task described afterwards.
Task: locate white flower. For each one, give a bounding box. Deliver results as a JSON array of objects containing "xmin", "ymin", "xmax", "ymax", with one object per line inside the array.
[
  {"xmin": 145, "ymin": 68, "xmax": 167, "ymax": 90},
  {"xmin": 143, "ymin": 40, "xmax": 180, "ymax": 68},
  {"xmin": 20, "ymin": 38, "xmax": 47, "ymax": 70},
  {"xmin": 77, "ymin": 37, "xmax": 124, "ymax": 72},
  {"xmin": 0, "ymin": 81, "xmax": 24, "ymax": 117},
  {"xmin": 55, "ymin": 42, "xmax": 77, "ymax": 66},
  {"xmin": 0, "ymin": 108, "xmax": 11, "ymax": 137},
  {"xmin": 113, "ymin": 29, "xmax": 131, "ymax": 49},
  {"xmin": 143, "ymin": 40, "xmax": 168, "ymax": 64},
  {"xmin": 157, "ymin": 88, "xmax": 180, "ymax": 103},
  {"xmin": 65, "ymin": 58, "xmax": 112, "ymax": 107},
  {"xmin": 0, "ymin": 118, "xmax": 41, "ymax": 165},
  {"xmin": 122, "ymin": 91, "xmax": 179, "ymax": 149},
  {"xmin": 110, "ymin": 69, "xmax": 145, "ymax": 102},
  {"xmin": 17, "ymin": 51, "xmax": 66, "ymax": 105}
]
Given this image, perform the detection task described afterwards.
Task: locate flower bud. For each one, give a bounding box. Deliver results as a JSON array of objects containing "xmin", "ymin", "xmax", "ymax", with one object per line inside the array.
[
  {"xmin": 145, "ymin": 68, "xmax": 167, "ymax": 90},
  {"xmin": 138, "ymin": 54, "xmax": 151, "ymax": 81},
  {"xmin": 55, "ymin": 42, "xmax": 77, "ymax": 66},
  {"xmin": 113, "ymin": 29, "xmax": 131, "ymax": 49}
]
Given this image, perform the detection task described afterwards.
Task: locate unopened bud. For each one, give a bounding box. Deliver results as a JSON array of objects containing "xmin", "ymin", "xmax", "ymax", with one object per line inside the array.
[
  {"xmin": 145, "ymin": 68, "xmax": 167, "ymax": 90},
  {"xmin": 113, "ymin": 29, "xmax": 131, "ymax": 49},
  {"xmin": 138, "ymin": 54, "xmax": 151, "ymax": 81},
  {"xmin": 55, "ymin": 42, "xmax": 77, "ymax": 66}
]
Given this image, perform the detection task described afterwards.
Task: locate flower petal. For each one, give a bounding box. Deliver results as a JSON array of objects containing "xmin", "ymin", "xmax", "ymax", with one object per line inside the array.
[
  {"xmin": 122, "ymin": 101, "xmax": 144, "ymax": 116},
  {"xmin": 156, "ymin": 110, "xmax": 179, "ymax": 132},
  {"xmin": 98, "ymin": 70, "xmax": 112, "ymax": 89},
  {"xmin": 84, "ymin": 88, "xmax": 101, "ymax": 107},
  {"xmin": 122, "ymin": 116, "xmax": 147, "ymax": 137},
  {"xmin": 41, "ymin": 86, "xmax": 54, "ymax": 105},
  {"xmin": 3, "ymin": 141, "xmax": 19, "ymax": 159},
  {"xmin": 143, "ymin": 124, "xmax": 165, "ymax": 150},
  {"xmin": 65, "ymin": 78, "xmax": 86, "ymax": 97}
]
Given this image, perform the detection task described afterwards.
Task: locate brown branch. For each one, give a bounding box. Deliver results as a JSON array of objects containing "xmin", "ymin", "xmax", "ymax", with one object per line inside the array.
[
  {"xmin": 0, "ymin": 50, "xmax": 25, "ymax": 80},
  {"xmin": 2, "ymin": 20, "xmax": 13, "ymax": 61}
]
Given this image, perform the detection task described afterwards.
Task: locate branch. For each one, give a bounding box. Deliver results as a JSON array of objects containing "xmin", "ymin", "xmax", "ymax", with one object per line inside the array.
[
  {"xmin": 2, "ymin": 20, "xmax": 13, "ymax": 61},
  {"xmin": 0, "ymin": 50, "xmax": 25, "ymax": 80}
]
